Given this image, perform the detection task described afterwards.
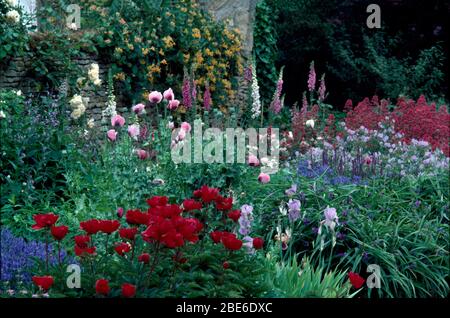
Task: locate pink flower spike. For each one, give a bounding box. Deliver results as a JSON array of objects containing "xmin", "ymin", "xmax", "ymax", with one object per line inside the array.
[
  {"xmin": 132, "ymin": 103, "xmax": 145, "ymax": 115},
  {"xmin": 136, "ymin": 149, "xmax": 149, "ymax": 160},
  {"xmin": 128, "ymin": 124, "xmax": 140, "ymax": 140},
  {"xmin": 248, "ymin": 155, "xmax": 260, "ymax": 167},
  {"xmin": 148, "ymin": 91, "xmax": 163, "ymax": 104},
  {"xmin": 111, "ymin": 114, "xmax": 125, "ymax": 127},
  {"xmin": 107, "ymin": 129, "xmax": 117, "ymax": 141},
  {"xmin": 168, "ymin": 99, "xmax": 180, "ymax": 110},
  {"xmin": 258, "ymin": 173, "xmax": 270, "ymax": 184},
  {"xmin": 180, "ymin": 122, "xmax": 191, "ymax": 133},
  {"xmin": 163, "ymin": 88, "xmax": 174, "ymax": 101}
]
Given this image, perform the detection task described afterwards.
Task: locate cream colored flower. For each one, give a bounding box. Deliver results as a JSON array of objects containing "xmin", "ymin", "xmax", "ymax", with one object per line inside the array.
[
  {"xmin": 305, "ymin": 119, "xmax": 315, "ymax": 129},
  {"xmin": 6, "ymin": 10, "xmax": 20, "ymax": 23}
]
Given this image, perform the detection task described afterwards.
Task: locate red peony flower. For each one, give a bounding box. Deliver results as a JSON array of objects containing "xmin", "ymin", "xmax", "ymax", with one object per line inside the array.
[
  {"xmin": 114, "ymin": 242, "xmax": 131, "ymax": 256},
  {"xmin": 32, "ymin": 276, "xmax": 54, "ymax": 291},
  {"xmin": 95, "ymin": 279, "xmax": 110, "ymax": 295},
  {"xmin": 210, "ymin": 231, "xmax": 223, "ymax": 244},
  {"xmin": 126, "ymin": 209, "xmax": 150, "ymax": 226},
  {"xmin": 348, "ymin": 272, "xmax": 365, "ymax": 289},
  {"xmin": 182, "ymin": 199, "xmax": 203, "ymax": 212},
  {"xmin": 138, "ymin": 253, "xmax": 151, "ymax": 264},
  {"xmin": 146, "ymin": 196, "xmax": 169, "ymax": 207},
  {"xmin": 121, "ymin": 283, "xmax": 136, "ymax": 298},
  {"xmin": 119, "ymin": 227, "xmax": 138, "ymax": 241},
  {"xmin": 32, "ymin": 213, "xmax": 59, "ymax": 230},
  {"xmin": 80, "ymin": 219, "xmax": 102, "ymax": 235},
  {"xmin": 221, "ymin": 232, "xmax": 243, "ymax": 251},
  {"xmin": 99, "ymin": 220, "xmax": 120, "ymax": 234},
  {"xmin": 74, "ymin": 235, "xmax": 90, "ymax": 248},
  {"xmin": 223, "ymin": 261, "xmax": 230, "ymax": 270},
  {"xmin": 252, "ymin": 237, "xmax": 264, "ymax": 249},
  {"xmin": 194, "ymin": 185, "xmax": 220, "ymax": 203},
  {"xmin": 227, "ymin": 210, "xmax": 241, "ymax": 222},
  {"xmin": 215, "ymin": 196, "xmax": 233, "ymax": 211},
  {"xmin": 74, "ymin": 245, "xmax": 96, "ymax": 257},
  {"xmin": 50, "ymin": 225, "xmax": 69, "ymax": 241}
]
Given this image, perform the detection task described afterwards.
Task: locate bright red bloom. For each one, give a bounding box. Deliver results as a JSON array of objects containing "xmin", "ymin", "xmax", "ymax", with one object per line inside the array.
[
  {"xmin": 194, "ymin": 185, "xmax": 220, "ymax": 203},
  {"xmin": 227, "ymin": 210, "xmax": 241, "ymax": 222},
  {"xmin": 31, "ymin": 213, "xmax": 59, "ymax": 230},
  {"xmin": 114, "ymin": 242, "xmax": 131, "ymax": 256},
  {"xmin": 80, "ymin": 219, "xmax": 102, "ymax": 235},
  {"xmin": 223, "ymin": 261, "xmax": 230, "ymax": 270},
  {"xmin": 176, "ymin": 217, "xmax": 203, "ymax": 243},
  {"xmin": 252, "ymin": 237, "xmax": 264, "ymax": 249},
  {"xmin": 138, "ymin": 253, "xmax": 151, "ymax": 264},
  {"xmin": 126, "ymin": 209, "xmax": 150, "ymax": 226},
  {"xmin": 51, "ymin": 225, "xmax": 69, "ymax": 241},
  {"xmin": 157, "ymin": 204, "xmax": 182, "ymax": 218},
  {"xmin": 32, "ymin": 276, "xmax": 54, "ymax": 291},
  {"xmin": 215, "ymin": 196, "xmax": 233, "ymax": 211},
  {"xmin": 146, "ymin": 196, "xmax": 169, "ymax": 207},
  {"xmin": 161, "ymin": 230, "xmax": 184, "ymax": 248},
  {"xmin": 121, "ymin": 283, "xmax": 136, "ymax": 298},
  {"xmin": 95, "ymin": 279, "xmax": 110, "ymax": 295},
  {"xmin": 210, "ymin": 231, "xmax": 223, "ymax": 244},
  {"xmin": 74, "ymin": 235, "xmax": 90, "ymax": 248},
  {"xmin": 182, "ymin": 199, "xmax": 203, "ymax": 212},
  {"xmin": 99, "ymin": 220, "xmax": 120, "ymax": 234},
  {"xmin": 74, "ymin": 245, "xmax": 96, "ymax": 257},
  {"xmin": 348, "ymin": 272, "xmax": 365, "ymax": 289},
  {"xmin": 221, "ymin": 232, "xmax": 243, "ymax": 251},
  {"xmin": 119, "ymin": 227, "xmax": 138, "ymax": 241}
]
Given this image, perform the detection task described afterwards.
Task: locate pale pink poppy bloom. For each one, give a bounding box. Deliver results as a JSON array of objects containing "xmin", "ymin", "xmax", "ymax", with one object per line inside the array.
[
  {"xmin": 163, "ymin": 88, "xmax": 174, "ymax": 101},
  {"xmin": 258, "ymin": 173, "xmax": 270, "ymax": 184},
  {"xmin": 148, "ymin": 91, "xmax": 163, "ymax": 104},
  {"xmin": 168, "ymin": 99, "xmax": 180, "ymax": 110},
  {"xmin": 180, "ymin": 122, "xmax": 191, "ymax": 133},
  {"xmin": 107, "ymin": 129, "xmax": 118, "ymax": 141},
  {"xmin": 136, "ymin": 149, "xmax": 149, "ymax": 160},
  {"xmin": 132, "ymin": 103, "xmax": 145, "ymax": 115},
  {"xmin": 111, "ymin": 114, "xmax": 125, "ymax": 127},
  {"xmin": 248, "ymin": 155, "xmax": 260, "ymax": 166},
  {"xmin": 128, "ymin": 124, "xmax": 140, "ymax": 139}
]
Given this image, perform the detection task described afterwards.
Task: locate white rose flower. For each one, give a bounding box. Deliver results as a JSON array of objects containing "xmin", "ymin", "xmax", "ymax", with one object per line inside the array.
[
  {"xmin": 305, "ymin": 119, "xmax": 315, "ymax": 128},
  {"xmin": 0, "ymin": 110, "xmax": 6, "ymax": 119},
  {"xmin": 6, "ymin": 10, "xmax": 20, "ymax": 23}
]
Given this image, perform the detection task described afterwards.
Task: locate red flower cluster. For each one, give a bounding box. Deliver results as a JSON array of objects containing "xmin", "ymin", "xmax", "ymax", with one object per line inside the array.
[
  {"xmin": 194, "ymin": 185, "xmax": 220, "ymax": 203},
  {"xmin": 348, "ymin": 272, "xmax": 365, "ymax": 289},
  {"xmin": 80, "ymin": 219, "xmax": 120, "ymax": 235},
  {"xmin": 32, "ymin": 276, "xmax": 54, "ymax": 291},
  {"xmin": 210, "ymin": 231, "xmax": 243, "ymax": 251},
  {"xmin": 32, "ymin": 213, "xmax": 59, "ymax": 230}
]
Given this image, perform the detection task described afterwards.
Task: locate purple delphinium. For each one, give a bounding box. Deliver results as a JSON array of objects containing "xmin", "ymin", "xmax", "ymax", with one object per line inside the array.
[
  {"xmin": 238, "ymin": 204, "xmax": 254, "ymax": 236},
  {"xmin": 270, "ymin": 70, "xmax": 284, "ymax": 114}
]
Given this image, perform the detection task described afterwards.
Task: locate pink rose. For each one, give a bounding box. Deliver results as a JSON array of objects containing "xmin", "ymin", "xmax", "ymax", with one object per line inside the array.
[
  {"xmin": 107, "ymin": 129, "xmax": 117, "ymax": 141},
  {"xmin": 148, "ymin": 91, "xmax": 163, "ymax": 104},
  {"xmin": 163, "ymin": 88, "xmax": 174, "ymax": 101},
  {"xmin": 258, "ymin": 173, "xmax": 270, "ymax": 184},
  {"xmin": 111, "ymin": 114, "xmax": 125, "ymax": 127}
]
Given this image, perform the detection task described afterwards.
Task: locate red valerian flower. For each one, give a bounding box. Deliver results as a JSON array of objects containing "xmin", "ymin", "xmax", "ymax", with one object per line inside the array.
[
  {"xmin": 223, "ymin": 261, "xmax": 230, "ymax": 270},
  {"xmin": 74, "ymin": 235, "xmax": 90, "ymax": 248},
  {"xmin": 210, "ymin": 231, "xmax": 223, "ymax": 244},
  {"xmin": 74, "ymin": 245, "xmax": 96, "ymax": 257},
  {"xmin": 119, "ymin": 227, "xmax": 138, "ymax": 241},
  {"xmin": 194, "ymin": 185, "xmax": 220, "ymax": 203},
  {"xmin": 146, "ymin": 196, "xmax": 169, "ymax": 207},
  {"xmin": 252, "ymin": 237, "xmax": 264, "ymax": 249},
  {"xmin": 182, "ymin": 199, "xmax": 203, "ymax": 212},
  {"xmin": 221, "ymin": 232, "xmax": 243, "ymax": 251},
  {"xmin": 99, "ymin": 220, "xmax": 120, "ymax": 234},
  {"xmin": 215, "ymin": 196, "xmax": 233, "ymax": 211},
  {"xmin": 126, "ymin": 209, "xmax": 150, "ymax": 226},
  {"xmin": 121, "ymin": 283, "xmax": 136, "ymax": 298},
  {"xmin": 348, "ymin": 272, "xmax": 365, "ymax": 289},
  {"xmin": 80, "ymin": 219, "xmax": 102, "ymax": 235},
  {"xmin": 95, "ymin": 279, "xmax": 110, "ymax": 295},
  {"xmin": 31, "ymin": 213, "xmax": 59, "ymax": 230},
  {"xmin": 51, "ymin": 225, "xmax": 69, "ymax": 241},
  {"xmin": 114, "ymin": 242, "xmax": 131, "ymax": 256},
  {"xmin": 32, "ymin": 276, "xmax": 54, "ymax": 291},
  {"xmin": 227, "ymin": 210, "xmax": 241, "ymax": 222},
  {"xmin": 138, "ymin": 253, "xmax": 151, "ymax": 264}
]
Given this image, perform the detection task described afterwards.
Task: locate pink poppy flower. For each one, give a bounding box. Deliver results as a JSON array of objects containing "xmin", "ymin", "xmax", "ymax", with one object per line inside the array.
[
  {"xmin": 132, "ymin": 103, "xmax": 145, "ymax": 115},
  {"xmin": 180, "ymin": 122, "xmax": 191, "ymax": 133},
  {"xmin": 163, "ymin": 88, "xmax": 174, "ymax": 101},
  {"xmin": 148, "ymin": 91, "xmax": 163, "ymax": 104},
  {"xmin": 177, "ymin": 129, "xmax": 186, "ymax": 141},
  {"xmin": 258, "ymin": 173, "xmax": 270, "ymax": 184},
  {"xmin": 248, "ymin": 155, "xmax": 259, "ymax": 166},
  {"xmin": 128, "ymin": 124, "xmax": 140, "ymax": 139},
  {"xmin": 111, "ymin": 114, "xmax": 125, "ymax": 127},
  {"xmin": 107, "ymin": 129, "xmax": 117, "ymax": 141},
  {"xmin": 168, "ymin": 99, "xmax": 180, "ymax": 110},
  {"xmin": 136, "ymin": 149, "xmax": 149, "ymax": 160}
]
